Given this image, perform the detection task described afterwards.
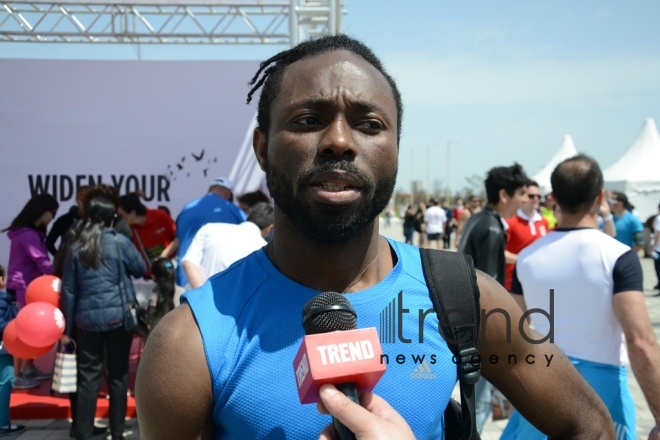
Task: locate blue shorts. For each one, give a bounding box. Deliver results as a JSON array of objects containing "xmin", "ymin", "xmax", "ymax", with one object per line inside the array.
[{"xmin": 500, "ymin": 357, "xmax": 636, "ymax": 440}]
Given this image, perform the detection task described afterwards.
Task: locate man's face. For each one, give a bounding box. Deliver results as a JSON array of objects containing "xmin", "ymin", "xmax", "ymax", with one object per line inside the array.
[
  {"xmin": 609, "ymin": 198, "xmax": 624, "ymax": 214},
  {"xmin": 503, "ymin": 187, "xmax": 527, "ymax": 218},
  {"xmin": 523, "ymin": 185, "xmax": 541, "ymax": 212},
  {"xmin": 469, "ymin": 197, "xmax": 480, "ymax": 210},
  {"xmin": 117, "ymin": 207, "xmax": 136, "ymax": 225},
  {"xmin": 256, "ymin": 50, "xmax": 399, "ymax": 243}
]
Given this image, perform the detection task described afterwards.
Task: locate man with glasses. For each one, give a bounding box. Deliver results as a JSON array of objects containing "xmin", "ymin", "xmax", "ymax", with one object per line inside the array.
[{"xmin": 504, "ymin": 180, "xmax": 549, "ymax": 292}]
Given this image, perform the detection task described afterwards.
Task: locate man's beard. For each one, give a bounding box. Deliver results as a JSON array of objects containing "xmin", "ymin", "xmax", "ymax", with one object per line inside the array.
[{"xmin": 266, "ymin": 159, "xmax": 397, "ymax": 244}]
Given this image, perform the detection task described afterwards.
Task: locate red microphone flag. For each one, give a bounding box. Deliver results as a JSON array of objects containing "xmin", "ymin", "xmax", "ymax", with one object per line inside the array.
[{"xmin": 293, "ymin": 327, "xmax": 386, "ymax": 404}]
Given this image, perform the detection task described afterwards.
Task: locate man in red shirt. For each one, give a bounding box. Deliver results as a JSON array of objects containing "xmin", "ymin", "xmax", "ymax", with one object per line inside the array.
[
  {"xmin": 118, "ymin": 193, "xmax": 177, "ymax": 277},
  {"xmin": 505, "ymin": 180, "xmax": 548, "ymax": 291}
]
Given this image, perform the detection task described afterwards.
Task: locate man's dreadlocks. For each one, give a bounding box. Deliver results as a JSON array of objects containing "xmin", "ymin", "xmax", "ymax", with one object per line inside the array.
[{"xmin": 246, "ymin": 34, "xmax": 403, "ymax": 143}]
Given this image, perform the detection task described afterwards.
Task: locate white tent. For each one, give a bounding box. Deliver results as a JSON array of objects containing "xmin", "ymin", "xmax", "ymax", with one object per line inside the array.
[
  {"xmin": 604, "ymin": 118, "xmax": 660, "ymax": 221},
  {"xmin": 533, "ymin": 134, "xmax": 578, "ymax": 195}
]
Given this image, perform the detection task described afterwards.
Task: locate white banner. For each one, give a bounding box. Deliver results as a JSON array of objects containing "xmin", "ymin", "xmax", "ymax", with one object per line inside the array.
[{"xmin": 0, "ymin": 58, "xmax": 264, "ymax": 268}]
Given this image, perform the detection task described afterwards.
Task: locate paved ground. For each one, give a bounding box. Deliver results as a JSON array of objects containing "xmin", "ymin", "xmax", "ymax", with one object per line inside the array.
[{"xmin": 9, "ymin": 217, "xmax": 659, "ymax": 438}]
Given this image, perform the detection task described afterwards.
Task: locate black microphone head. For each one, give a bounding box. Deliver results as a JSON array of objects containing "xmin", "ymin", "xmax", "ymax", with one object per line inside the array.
[{"xmin": 302, "ymin": 291, "xmax": 357, "ymax": 335}]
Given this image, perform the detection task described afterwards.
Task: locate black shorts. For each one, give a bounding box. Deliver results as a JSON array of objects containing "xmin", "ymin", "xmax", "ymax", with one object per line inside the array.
[{"xmin": 427, "ymin": 232, "xmax": 441, "ymax": 240}]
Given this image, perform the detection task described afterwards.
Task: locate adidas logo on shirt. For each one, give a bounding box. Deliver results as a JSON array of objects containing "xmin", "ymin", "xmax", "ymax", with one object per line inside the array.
[{"xmin": 409, "ymin": 360, "xmax": 437, "ymax": 380}]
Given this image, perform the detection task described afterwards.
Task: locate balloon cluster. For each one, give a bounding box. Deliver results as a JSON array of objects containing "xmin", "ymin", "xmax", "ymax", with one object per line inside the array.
[{"xmin": 4, "ymin": 275, "xmax": 64, "ymax": 359}]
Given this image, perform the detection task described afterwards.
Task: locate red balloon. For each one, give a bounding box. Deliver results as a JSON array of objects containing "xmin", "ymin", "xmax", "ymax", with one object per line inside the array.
[
  {"xmin": 25, "ymin": 275, "xmax": 61, "ymax": 307},
  {"xmin": 15, "ymin": 302, "xmax": 65, "ymax": 348},
  {"xmin": 3, "ymin": 320, "xmax": 53, "ymax": 359}
]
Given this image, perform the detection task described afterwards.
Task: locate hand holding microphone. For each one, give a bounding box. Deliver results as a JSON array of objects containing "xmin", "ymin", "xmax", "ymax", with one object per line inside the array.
[
  {"xmin": 293, "ymin": 292, "xmax": 387, "ymax": 440},
  {"xmin": 316, "ymin": 384, "xmax": 416, "ymax": 440}
]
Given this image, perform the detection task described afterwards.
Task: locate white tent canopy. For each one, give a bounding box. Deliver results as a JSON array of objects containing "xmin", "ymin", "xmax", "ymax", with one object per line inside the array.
[
  {"xmin": 533, "ymin": 134, "xmax": 578, "ymax": 195},
  {"xmin": 604, "ymin": 118, "xmax": 660, "ymax": 221}
]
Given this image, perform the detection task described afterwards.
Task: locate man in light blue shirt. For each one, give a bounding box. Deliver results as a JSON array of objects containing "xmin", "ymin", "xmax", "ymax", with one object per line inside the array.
[{"xmin": 610, "ymin": 192, "xmax": 644, "ymax": 249}]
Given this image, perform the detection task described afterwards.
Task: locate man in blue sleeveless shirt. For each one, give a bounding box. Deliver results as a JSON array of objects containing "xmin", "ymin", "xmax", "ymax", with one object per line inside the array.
[{"xmin": 136, "ymin": 35, "xmax": 613, "ymax": 439}]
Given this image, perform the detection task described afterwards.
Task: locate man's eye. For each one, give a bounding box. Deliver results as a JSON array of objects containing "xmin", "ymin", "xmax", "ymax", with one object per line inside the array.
[
  {"xmin": 295, "ymin": 116, "xmax": 320, "ymax": 125},
  {"xmin": 359, "ymin": 120, "xmax": 383, "ymax": 130}
]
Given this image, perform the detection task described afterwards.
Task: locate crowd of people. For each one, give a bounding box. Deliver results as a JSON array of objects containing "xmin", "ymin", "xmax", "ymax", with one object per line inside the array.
[
  {"xmin": 0, "ymin": 178, "xmax": 274, "ymax": 438},
  {"xmin": 1, "ymin": 33, "xmax": 659, "ymax": 440}
]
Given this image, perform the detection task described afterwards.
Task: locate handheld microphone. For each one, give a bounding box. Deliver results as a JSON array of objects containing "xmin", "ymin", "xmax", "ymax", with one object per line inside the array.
[{"xmin": 293, "ymin": 292, "xmax": 386, "ymax": 440}]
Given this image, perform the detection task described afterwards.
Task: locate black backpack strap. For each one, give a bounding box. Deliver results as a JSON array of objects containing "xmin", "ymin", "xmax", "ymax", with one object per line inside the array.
[{"xmin": 420, "ymin": 248, "xmax": 481, "ymax": 440}]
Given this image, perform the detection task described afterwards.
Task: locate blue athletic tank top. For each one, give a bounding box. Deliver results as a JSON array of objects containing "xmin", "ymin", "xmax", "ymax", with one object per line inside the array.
[{"xmin": 184, "ymin": 238, "xmax": 457, "ymax": 439}]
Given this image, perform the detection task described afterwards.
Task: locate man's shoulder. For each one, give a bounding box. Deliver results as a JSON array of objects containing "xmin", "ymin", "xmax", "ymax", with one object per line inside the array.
[
  {"xmin": 179, "ymin": 193, "xmax": 223, "ymax": 214},
  {"xmin": 186, "ymin": 251, "xmax": 268, "ymax": 300},
  {"xmin": 519, "ymin": 228, "xmax": 628, "ymax": 260},
  {"xmin": 145, "ymin": 207, "xmax": 171, "ymax": 225},
  {"xmin": 506, "ymin": 215, "xmax": 527, "ymax": 230},
  {"xmin": 471, "ymin": 209, "xmax": 501, "ymax": 232},
  {"xmin": 197, "ymin": 222, "xmax": 241, "ymax": 235}
]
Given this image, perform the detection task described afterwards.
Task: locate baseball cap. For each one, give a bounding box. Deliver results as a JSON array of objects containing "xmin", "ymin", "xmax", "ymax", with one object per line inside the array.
[{"xmin": 211, "ymin": 177, "xmax": 234, "ymax": 191}]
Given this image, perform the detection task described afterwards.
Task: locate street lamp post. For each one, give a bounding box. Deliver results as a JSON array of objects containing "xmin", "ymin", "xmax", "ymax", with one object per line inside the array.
[
  {"xmin": 410, "ymin": 149, "xmax": 414, "ymax": 204},
  {"xmin": 445, "ymin": 141, "xmax": 459, "ymax": 204}
]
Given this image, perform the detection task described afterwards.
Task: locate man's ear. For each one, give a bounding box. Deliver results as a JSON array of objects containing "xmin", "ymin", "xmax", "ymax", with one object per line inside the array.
[
  {"xmin": 596, "ymin": 189, "xmax": 605, "ymax": 206},
  {"xmin": 253, "ymin": 129, "xmax": 267, "ymax": 172},
  {"xmin": 498, "ymin": 188, "xmax": 509, "ymax": 205}
]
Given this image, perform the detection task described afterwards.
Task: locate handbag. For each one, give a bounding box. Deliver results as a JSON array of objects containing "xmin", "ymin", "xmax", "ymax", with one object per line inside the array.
[
  {"xmin": 51, "ymin": 341, "xmax": 77, "ymax": 393},
  {"xmin": 115, "ymin": 235, "xmax": 148, "ymax": 336}
]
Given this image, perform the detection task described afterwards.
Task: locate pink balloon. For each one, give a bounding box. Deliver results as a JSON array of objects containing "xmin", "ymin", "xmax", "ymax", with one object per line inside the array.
[
  {"xmin": 25, "ymin": 275, "xmax": 61, "ymax": 307},
  {"xmin": 15, "ymin": 302, "xmax": 65, "ymax": 348}
]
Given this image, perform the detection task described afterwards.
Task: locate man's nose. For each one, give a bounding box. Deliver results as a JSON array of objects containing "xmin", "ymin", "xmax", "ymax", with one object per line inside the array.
[{"xmin": 317, "ymin": 118, "xmax": 356, "ymax": 160}]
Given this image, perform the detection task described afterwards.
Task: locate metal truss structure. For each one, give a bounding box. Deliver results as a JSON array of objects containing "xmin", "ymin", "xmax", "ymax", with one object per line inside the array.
[{"xmin": 0, "ymin": 0, "xmax": 344, "ymax": 44}]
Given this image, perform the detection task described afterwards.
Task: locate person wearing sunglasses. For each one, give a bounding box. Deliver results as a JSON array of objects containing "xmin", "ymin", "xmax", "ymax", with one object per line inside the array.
[{"xmin": 504, "ymin": 180, "xmax": 549, "ymax": 292}]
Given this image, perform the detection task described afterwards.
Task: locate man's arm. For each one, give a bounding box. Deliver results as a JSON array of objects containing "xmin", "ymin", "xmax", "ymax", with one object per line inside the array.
[
  {"xmin": 613, "ymin": 291, "xmax": 660, "ymax": 436},
  {"xmin": 136, "ymin": 303, "xmax": 214, "ymax": 439},
  {"xmin": 160, "ymin": 237, "xmax": 179, "ymax": 259},
  {"xmin": 599, "ymin": 196, "xmax": 616, "ymax": 238},
  {"xmin": 46, "ymin": 216, "xmax": 66, "ymax": 257},
  {"xmin": 476, "ymin": 272, "xmax": 615, "ymax": 438},
  {"xmin": 183, "ymin": 260, "xmax": 206, "ymax": 290},
  {"xmin": 504, "ymin": 250, "xmax": 517, "ymax": 265},
  {"xmin": 469, "ymin": 226, "xmax": 502, "ymax": 280},
  {"xmin": 181, "ymin": 228, "xmax": 209, "ymax": 289}
]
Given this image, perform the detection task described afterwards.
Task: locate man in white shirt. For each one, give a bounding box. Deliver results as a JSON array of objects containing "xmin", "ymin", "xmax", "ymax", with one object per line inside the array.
[
  {"xmin": 422, "ymin": 198, "xmax": 446, "ymax": 249},
  {"xmin": 182, "ymin": 202, "xmax": 273, "ymax": 289},
  {"xmin": 505, "ymin": 154, "xmax": 660, "ymax": 440}
]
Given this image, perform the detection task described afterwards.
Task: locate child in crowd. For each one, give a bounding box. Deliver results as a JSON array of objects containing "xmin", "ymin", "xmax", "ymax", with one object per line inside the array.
[
  {"xmin": 147, "ymin": 259, "xmax": 183, "ymax": 336},
  {"xmin": 0, "ymin": 264, "xmax": 25, "ymax": 437}
]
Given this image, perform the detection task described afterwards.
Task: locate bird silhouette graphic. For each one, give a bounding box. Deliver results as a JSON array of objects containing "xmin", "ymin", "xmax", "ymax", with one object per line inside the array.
[
  {"xmin": 165, "ymin": 150, "xmax": 219, "ymax": 184},
  {"xmin": 192, "ymin": 149, "xmax": 205, "ymax": 161}
]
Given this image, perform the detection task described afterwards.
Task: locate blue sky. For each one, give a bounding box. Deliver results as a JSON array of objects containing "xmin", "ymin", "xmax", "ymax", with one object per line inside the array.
[{"xmin": 2, "ymin": 0, "xmax": 659, "ymax": 195}]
